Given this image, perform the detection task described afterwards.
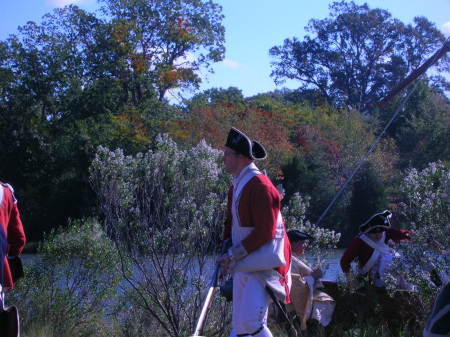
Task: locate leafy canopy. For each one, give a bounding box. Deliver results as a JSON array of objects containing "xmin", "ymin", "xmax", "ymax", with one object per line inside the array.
[{"xmin": 269, "ymin": 1, "xmax": 449, "ymax": 111}]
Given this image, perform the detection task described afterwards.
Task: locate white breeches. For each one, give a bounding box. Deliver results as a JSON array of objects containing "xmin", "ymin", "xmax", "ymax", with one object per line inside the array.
[{"xmin": 230, "ymin": 272, "xmax": 273, "ymax": 337}]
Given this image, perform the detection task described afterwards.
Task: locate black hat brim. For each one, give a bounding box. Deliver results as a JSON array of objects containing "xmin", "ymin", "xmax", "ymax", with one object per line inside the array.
[
  {"xmin": 359, "ymin": 210, "xmax": 392, "ymax": 233},
  {"xmin": 287, "ymin": 230, "xmax": 313, "ymax": 243},
  {"xmin": 225, "ymin": 127, "xmax": 266, "ymax": 160}
]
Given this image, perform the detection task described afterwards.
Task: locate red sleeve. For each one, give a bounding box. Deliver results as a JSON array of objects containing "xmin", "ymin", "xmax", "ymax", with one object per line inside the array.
[
  {"xmin": 7, "ymin": 203, "xmax": 26, "ymax": 256},
  {"xmin": 340, "ymin": 237, "xmax": 362, "ymax": 273},
  {"xmin": 1, "ymin": 185, "xmax": 26, "ymax": 257},
  {"xmin": 386, "ymin": 227, "xmax": 411, "ymax": 243},
  {"xmin": 240, "ymin": 176, "xmax": 280, "ymax": 254}
]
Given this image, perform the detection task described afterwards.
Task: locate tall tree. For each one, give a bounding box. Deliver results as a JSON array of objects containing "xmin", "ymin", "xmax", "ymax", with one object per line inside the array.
[
  {"xmin": 269, "ymin": 1, "xmax": 449, "ymax": 111},
  {"xmin": 345, "ymin": 162, "xmax": 387, "ymax": 245},
  {"xmin": 0, "ymin": 0, "xmax": 226, "ymax": 241},
  {"xmin": 291, "ymin": 107, "xmax": 399, "ymax": 228},
  {"xmin": 393, "ymin": 82, "xmax": 450, "ymax": 170},
  {"xmin": 98, "ymin": 0, "xmax": 226, "ymax": 101}
]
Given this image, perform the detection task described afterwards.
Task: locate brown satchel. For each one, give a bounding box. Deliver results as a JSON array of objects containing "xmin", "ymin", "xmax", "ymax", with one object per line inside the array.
[{"xmin": 7, "ymin": 256, "xmax": 24, "ymax": 283}]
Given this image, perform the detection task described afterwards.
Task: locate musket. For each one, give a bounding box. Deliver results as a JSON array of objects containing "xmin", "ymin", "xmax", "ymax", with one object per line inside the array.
[
  {"xmin": 378, "ymin": 37, "xmax": 450, "ymax": 109},
  {"xmin": 264, "ymin": 286, "xmax": 297, "ymax": 337},
  {"xmin": 192, "ymin": 239, "xmax": 230, "ymax": 337}
]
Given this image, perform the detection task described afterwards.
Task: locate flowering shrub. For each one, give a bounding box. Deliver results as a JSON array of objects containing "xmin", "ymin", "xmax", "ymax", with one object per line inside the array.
[
  {"xmin": 282, "ymin": 192, "xmax": 341, "ymax": 269},
  {"xmin": 386, "ymin": 162, "xmax": 449, "ymax": 301},
  {"xmin": 89, "ymin": 134, "xmax": 231, "ymax": 337}
]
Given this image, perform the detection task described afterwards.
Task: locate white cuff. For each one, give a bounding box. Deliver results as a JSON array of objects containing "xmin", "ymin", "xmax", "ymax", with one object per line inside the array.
[{"xmin": 229, "ymin": 243, "xmax": 248, "ymax": 261}]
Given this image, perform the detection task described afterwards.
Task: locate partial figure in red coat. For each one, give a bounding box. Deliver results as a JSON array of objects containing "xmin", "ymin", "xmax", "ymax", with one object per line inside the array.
[
  {"xmin": 216, "ymin": 127, "xmax": 291, "ymax": 337},
  {"xmin": 0, "ymin": 182, "xmax": 26, "ymax": 298},
  {"xmin": 340, "ymin": 210, "xmax": 411, "ymax": 288}
]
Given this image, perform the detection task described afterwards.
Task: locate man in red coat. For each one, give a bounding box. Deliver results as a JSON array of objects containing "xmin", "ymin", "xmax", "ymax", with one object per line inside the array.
[
  {"xmin": 217, "ymin": 127, "xmax": 291, "ymax": 337},
  {"xmin": 0, "ymin": 182, "xmax": 26, "ymax": 296},
  {"xmin": 340, "ymin": 210, "xmax": 411, "ymax": 288}
]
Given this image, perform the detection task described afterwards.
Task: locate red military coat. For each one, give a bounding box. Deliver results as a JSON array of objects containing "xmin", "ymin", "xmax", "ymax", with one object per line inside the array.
[
  {"xmin": 340, "ymin": 227, "xmax": 411, "ymax": 274},
  {"xmin": 222, "ymin": 174, "xmax": 292, "ymax": 302},
  {"xmin": 0, "ymin": 183, "xmax": 26, "ymax": 290}
]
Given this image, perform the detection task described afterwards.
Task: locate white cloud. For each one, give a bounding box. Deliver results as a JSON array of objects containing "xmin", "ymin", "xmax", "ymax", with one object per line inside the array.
[
  {"xmin": 45, "ymin": 0, "xmax": 95, "ymax": 8},
  {"xmin": 442, "ymin": 22, "xmax": 450, "ymax": 38},
  {"xmin": 221, "ymin": 59, "xmax": 240, "ymax": 70}
]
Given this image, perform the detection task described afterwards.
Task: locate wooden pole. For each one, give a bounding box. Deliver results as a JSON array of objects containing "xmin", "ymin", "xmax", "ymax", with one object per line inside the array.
[{"xmin": 378, "ymin": 39, "xmax": 450, "ymax": 109}]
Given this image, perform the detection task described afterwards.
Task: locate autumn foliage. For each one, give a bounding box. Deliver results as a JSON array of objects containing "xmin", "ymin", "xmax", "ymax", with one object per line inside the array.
[{"xmin": 170, "ymin": 101, "xmax": 298, "ymax": 178}]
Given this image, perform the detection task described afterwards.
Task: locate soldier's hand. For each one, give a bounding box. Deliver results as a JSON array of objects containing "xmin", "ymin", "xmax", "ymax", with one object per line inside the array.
[{"xmin": 311, "ymin": 268, "xmax": 323, "ymax": 280}]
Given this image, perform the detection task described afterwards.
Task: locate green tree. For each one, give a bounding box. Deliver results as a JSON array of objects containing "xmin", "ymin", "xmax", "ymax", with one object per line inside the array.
[
  {"xmin": 0, "ymin": 0, "xmax": 226, "ymax": 241},
  {"xmin": 391, "ymin": 83, "xmax": 450, "ymax": 170},
  {"xmin": 292, "ymin": 107, "xmax": 399, "ymax": 230},
  {"xmin": 345, "ymin": 162, "xmax": 388, "ymax": 245},
  {"xmin": 278, "ymin": 154, "xmax": 320, "ymax": 210},
  {"xmin": 269, "ymin": 1, "xmax": 449, "ymax": 111},
  {"xmin": 183, "ymin": 86, "xmax": 246, "ymax": 109},
  {"xmin": 98, "ymin": 0, "xmax": 225, "ymax": 101}
]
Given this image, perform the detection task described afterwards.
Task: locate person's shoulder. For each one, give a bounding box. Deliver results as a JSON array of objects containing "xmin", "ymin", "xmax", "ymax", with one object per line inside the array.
[
  {"xmin": 347, "ymin": 234, "xmax": 364, "ymax": 246},
  {"xmin": 387, "ymin": 227, "xmax": 412, "ymax": 238},
  {"xmin": 249, "ymin": 174, "xmax": 278, "ymax": 191},
  {"xmin": 0, "ymin": 182, "xmax": 14, "ymax": 193},
  {"xmin": 251, "ymin": 173, "xmax": 275, "ymax": 185},
  {"xmin": 254, "ymin": 173, "xmax": 271, "ymax": 183},
  {"xmin": 0, "ymin": 182, "xmax": 17, "ymax": 203}
]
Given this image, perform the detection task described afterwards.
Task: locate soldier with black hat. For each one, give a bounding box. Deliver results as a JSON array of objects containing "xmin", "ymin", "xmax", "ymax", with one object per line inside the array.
[
  {"xmin": 340, "ymin": 211, "xmax": 412, "ymax": 288},
  {"xmin": 217, "ymin": 127, "xmax": 292, "ymax": 337}
]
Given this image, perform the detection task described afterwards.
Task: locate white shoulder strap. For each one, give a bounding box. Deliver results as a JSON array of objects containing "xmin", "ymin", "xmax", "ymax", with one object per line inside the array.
[
  {"xmin": 360, "ymin": 234, "xmax": 390, "ymax": 254},
  {"xmin": 360, "ymin": 250, "xmax": 381, "ymax": 274},
  {"xmin": 233, "ymin": 164, "xmax": 261, "ymax": 201},
  {"xmin": 359, "ymin": 234, "xmax": 390, "ymax": 273},
  {"xmin": 232, "ymin": 167, "xmax": 260, "ymax": 228},
  {"xmin": 0, "ymin": 184, "xmax": 4, "ymax": 208}
]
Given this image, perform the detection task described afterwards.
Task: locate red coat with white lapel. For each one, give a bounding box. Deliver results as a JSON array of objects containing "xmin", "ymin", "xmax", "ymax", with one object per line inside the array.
[
  {"xmin": 340, "ymin": 227, "xmax": 411, "ymax": 274},
  {"xmin": 222, "ymin": 174, "xmax": 291, "ymax": 303}
]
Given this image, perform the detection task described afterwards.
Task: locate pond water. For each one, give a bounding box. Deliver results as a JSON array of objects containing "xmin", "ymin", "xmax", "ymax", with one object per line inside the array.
[
  {"xmin": 19, "ymin": 249, "xmax": 347, "ymax": 282},
  {"xmin": 306, "ymin": 249, "xmax": 346, "ymax": 281}
]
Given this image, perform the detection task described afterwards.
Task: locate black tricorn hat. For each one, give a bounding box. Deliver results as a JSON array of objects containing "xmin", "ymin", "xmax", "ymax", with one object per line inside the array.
[
  {"xmin": 225, "ymin": 127, "xmax": 266, "ymax": 160},
  {"xmin": 359, "ymin": 210, "xmax": 392, "ymax": 234},
  {"xmin": 287, "ymin": 230, "xmax": 313, "ymax": 243}
]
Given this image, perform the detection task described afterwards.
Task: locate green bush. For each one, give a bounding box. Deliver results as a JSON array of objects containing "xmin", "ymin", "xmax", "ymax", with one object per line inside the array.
[{"xmin": 9, "ymin": 218, "xmax": 121, "ymax": 337}]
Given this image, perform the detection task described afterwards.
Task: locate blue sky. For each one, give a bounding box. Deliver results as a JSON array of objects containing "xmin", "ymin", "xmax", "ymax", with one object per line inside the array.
[{"xmin": 1, "ymin": 0, "xmax": 449, "ymax": 98}]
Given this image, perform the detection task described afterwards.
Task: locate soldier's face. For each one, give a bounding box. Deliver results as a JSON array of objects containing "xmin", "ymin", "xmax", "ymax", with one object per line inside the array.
[
  {"xmin": 222, "ymin": 148, "xmax": 241, "ymax": 176},
  {"xmin": 369, "ymin": 232, "xmax": 383, "ymax": 241},
  {"xmin": 292, "ymin": 240, "xmax": 307, "ymax": 256}
]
